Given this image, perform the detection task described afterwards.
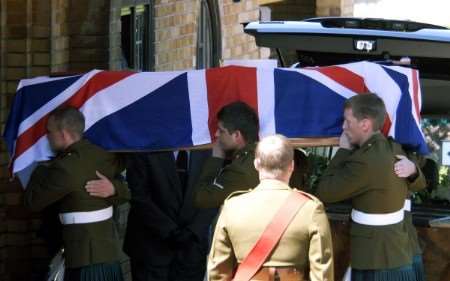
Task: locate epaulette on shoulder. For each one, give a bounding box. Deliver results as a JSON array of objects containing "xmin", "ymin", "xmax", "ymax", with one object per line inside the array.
[
  {"xmin": 234, "ymin": 149, "xmax": 253, "ymax": 162},
  {"xmin": 225, "ymin": 189, "xmax": 252, "ymax": 201},
  {"xmin": 292, "ymin": 188, "xmax": 313, "ymax": 200},
  {"xmin": 56, "ymin": 151, "xmax": 74, "ymax": 160}
]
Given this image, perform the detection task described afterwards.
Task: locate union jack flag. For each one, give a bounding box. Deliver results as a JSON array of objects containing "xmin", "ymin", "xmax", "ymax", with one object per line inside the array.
[{"xmin": 3, "ymin": 61, "xmax": 428, "ymax": 183}]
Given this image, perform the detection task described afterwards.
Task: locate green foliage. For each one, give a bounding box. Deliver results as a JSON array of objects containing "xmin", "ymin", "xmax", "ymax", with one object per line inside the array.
[
  {"xmin": 303, "ymin": 147, "xmax": 331, "ymax": 194},
  {"xmin": 415, "ymin": 118, "xmax": 450, "ymax": 205}
]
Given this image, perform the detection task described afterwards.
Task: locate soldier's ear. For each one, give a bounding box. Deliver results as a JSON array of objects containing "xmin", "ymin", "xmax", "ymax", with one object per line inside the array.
[
  {"xmin": 234, "ymin": 130, "xmax": 246, "ymax": 146},
  {"xmin": 288, "ymin": 160, "xmax": 294, "ymax": 173},
  {"xmin": 60, "ymin": 129, "xmax": 70, "ymax": 141},
  {"xmin": 360, "ymin": 118, "xmax": 372, "ymax": 132},
  {"xmin": 61, "ymin": 128, "xmax": 77, "ymax": 143}
]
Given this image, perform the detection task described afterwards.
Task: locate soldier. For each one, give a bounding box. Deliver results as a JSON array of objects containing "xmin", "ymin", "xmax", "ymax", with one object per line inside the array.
[
  {"xmin": 208, "ymin": 134, "xmax": 334, "ymax": 281},
  {"xmin": 398, "ymin": 151, "xmax": 438, "ymax": 281},
  {"xmin": 316, "ymin": 94, "xmax": 426, "ymax": 281},
  {"xmin": 194, "ymin": 101, "xmax": 260, "ymax": 208},
  {"xmin": 194, "ymin": 102, "xmax": 310, "ymax": 208},
  {"xmin": 25, "ymin": 106, "xmax": 130, "ymax": 281}
]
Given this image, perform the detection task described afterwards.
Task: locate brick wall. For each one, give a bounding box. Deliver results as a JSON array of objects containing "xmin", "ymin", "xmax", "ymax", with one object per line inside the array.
[
  {"xmin": 153, "ymin": 0, "xmax": 267, "ymax": 71},
  {"xmin": 341, "ymin": 0, "xmax": 354, "ymax": 16},
  {"xmin": 0, "ymin": 1, "xmax": 121, "ymax": 280},
  {"xmin": 154, "ymin": 0, "xmax": 197, "ymax": 70},
  {"xmin": 221, "ymin": 0, "xmax": 262, "ymax": 60},
  {"xmin": 263, "ymin": 0, "xmax": 316, "ymax": 21},
  {"xmin": 260, "ymin": 0, "xmax": 316, "ymax": 66},
  {"xmin": 316, "ymin": 0, "xmax": 353, "ymax": 16},
  {"xmin": 67, "ymin": 0, "xmax": 111, "ymax": 71},
  {"xmin": 51, "ymin": 0, "xmax": 70, "ymax": 73}
]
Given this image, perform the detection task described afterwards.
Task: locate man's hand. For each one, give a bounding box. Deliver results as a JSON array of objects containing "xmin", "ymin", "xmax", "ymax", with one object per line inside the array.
[
  {"xmin": 339, "ymin": 132, "xmax": 352, "ymax": 150},
  {"xmin": 394, "ymin": 155, "xmax": 417, "ymax": 178},
  {"xmin": 212, "ymin": 141, "xmax": 226, "ymax": 158},
  {"xmin": 85, "ymin": 171, "xmax": 116, "ymax": 198}
]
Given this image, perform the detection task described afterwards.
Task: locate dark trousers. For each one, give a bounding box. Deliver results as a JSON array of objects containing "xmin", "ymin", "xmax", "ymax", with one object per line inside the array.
[{"xmin": 130, "ymin": 245, "xmax": 207, "ymax": 281}]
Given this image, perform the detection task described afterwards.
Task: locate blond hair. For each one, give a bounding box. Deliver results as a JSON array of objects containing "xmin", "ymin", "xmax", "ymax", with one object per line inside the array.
[{"xmin": 255, "ymin": 134, "xmax": 293, "ymax": 178}]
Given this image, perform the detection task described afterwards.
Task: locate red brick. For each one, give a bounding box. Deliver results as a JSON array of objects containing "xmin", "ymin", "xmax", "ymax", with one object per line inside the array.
[
  {"xmin": 32, "ymin": 53, "xmax": 50, "ymax": 66},
  {"xmin": 6, "ymin": 54, "xmax": 28, "ymax": 67},
  {"xmin": 31, "ymin": 26, "xmax": 50, "ymax": 38},
  {"xmin": 30, "ymin": 66, "xmax": 50, "ymax": 77},
  {"xmin": 31, "ymin": 39, "xmax": 50, "ymax": 52},
  {"xmin": 5, "ymin": 67, "xmax": 26, "ymax": 81},
  {"xmin": 5, "ymin": 0, "xmax": 28, "ymax": 13}
]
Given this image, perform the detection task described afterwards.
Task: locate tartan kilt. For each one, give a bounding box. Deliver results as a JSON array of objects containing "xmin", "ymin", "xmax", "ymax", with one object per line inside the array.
[
  {"xmin": 351, "ymin": 264, "xmax": 417, "ymax": 281},
  {"xmin": 64, "ymin": 262, "xmax": 124, "ymax": 281}
]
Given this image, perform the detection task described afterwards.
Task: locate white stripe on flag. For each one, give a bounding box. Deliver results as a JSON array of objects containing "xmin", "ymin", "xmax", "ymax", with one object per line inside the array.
[
  {"xmin": 17, "ymin": 70, "xmax": 102, "ymax": 136},
  {"xmin": 14, "ymin": 135, "xmax": 52, "ymax": 173},
  {"xmin": 343, "ymin": 62, "xmax": 401, "ymax": 137},
  {"xmin": 284, "ymin": 67, "xmax": 357, "ymax": 99},
  {"xmin": 17, "ymin": 74, "xmax": 82, "ymax": 91},
  {"xmin": 384, "ymin": 66, "xmax": 426, "ymax": 140},
  {"xmin": 80, "ymin": 71, "xmax": 184, "ymax": 131},
  {"xmin": 187, "ymin": 70, "xmax": 211, "ymax": 145},
  {"xmin": 257, "ymin": 68, "xmax": 276, "ymax": 137},
  {"xmin": 384, "ymin": 65, "xmax": 422, "ymax": 126}
]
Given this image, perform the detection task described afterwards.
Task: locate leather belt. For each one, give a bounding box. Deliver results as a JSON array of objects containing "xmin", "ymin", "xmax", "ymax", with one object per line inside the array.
[
  {"xmin": 251, "ymin": 267, "xmax": 304, "ymax": 281},
  {"xmin": 59, "ymin": 206, "xmax": 113, "ymax": 225}
]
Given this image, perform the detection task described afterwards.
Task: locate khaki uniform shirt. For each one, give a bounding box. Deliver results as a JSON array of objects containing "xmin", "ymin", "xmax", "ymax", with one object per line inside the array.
[{"xmin": 208, "ymin": 179, "xmax": 334, "ymax": 281}]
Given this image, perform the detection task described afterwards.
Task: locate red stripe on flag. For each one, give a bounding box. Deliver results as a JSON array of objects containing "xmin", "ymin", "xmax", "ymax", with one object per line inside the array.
[
  {"xmin": 205, "ymin": 66, "xmax": 258, "ymax": 140},
  {"xmin": 412, "ymin": 69, "xmax": 421, "ymax": 120},
  {"xmin": 13, "ymin": 71, "xmax": 135, "ymax": 163},
  {"xmin": 381, "ymin": 117, "xmax": 392, "ymax": 136},
  {"xmin": 315, "ymin": 66, "xmax": 369, "ymax": 94},
  {"xmin": 306, "ymin": 66, "xmax": 393, "ymax": 136}
]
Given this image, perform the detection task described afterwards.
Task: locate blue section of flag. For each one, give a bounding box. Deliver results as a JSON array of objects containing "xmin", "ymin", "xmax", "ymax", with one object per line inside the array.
[
  {"xmin": 382, "ymin": 67, "xmax": 429, "ymax": 154},
  {"xmin": 274, "ymin": 69, "xmax": 347, "ymax": 138},
  {"xmin": 3, "ymin": 75, "xmax": 82, "ymax": 154},
  {"xmin": 84, "ymin": 73, "xmax": 193, "ymax": 150}
]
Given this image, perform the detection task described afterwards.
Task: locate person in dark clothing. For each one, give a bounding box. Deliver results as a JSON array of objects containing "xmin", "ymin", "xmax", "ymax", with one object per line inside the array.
[{"xmin": 123, "ymin": 150, "xmax": 217, "ymax": 281}]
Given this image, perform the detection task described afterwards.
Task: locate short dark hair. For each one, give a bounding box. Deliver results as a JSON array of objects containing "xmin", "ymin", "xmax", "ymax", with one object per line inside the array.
[
  {"xmin": 344, "ymin": 93, "xmax": 386, "ymax": 131},
  {"xmin": 49, "ymin": 106, "xmax": 85, "ymax": 137},
  {"xmin": 217, "ymin": 101, "xmax": 259, "ymax": 143}
]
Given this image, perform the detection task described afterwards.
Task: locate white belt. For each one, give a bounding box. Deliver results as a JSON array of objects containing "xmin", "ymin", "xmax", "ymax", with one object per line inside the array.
[
  {"xmin": 59, "ymin": 206, "xmax": 113, "ymax": 225},
  {"xmin": 351, "ymin": 208, "xmax": 404, "ymax": 226},
  {"xmin": 404, "ymin": 199, "xmax": 412, "ymax": 212}
]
